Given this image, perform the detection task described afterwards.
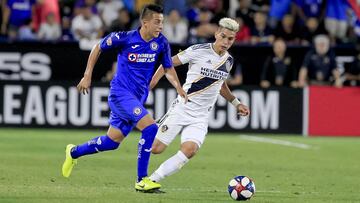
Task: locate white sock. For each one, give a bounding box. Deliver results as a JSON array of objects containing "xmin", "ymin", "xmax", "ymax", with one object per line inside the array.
[{"xmin": 150, "ymin": 151, "xmax": 189, "ymax": 182}]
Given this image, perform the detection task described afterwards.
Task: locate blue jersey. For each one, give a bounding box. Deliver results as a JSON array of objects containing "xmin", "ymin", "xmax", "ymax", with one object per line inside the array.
[
  {"xmin": 100, "ymin": 28, "xmax": 172, "ymax": 102},
  {"xmin": 99, "ymin": 28, "xmax": 172, "ymax": 136},
  {"xmin": 7, "ymin": 0, "xmax": 36, "ymax": 26},
  {"xmin": 326, "ymin": 0, "xmax": 348, "ymax": 20},
  {"xmin": 269, "ymin": 0, "xmax": 292, "ymax": 19},
  {"xmin": 295, "ymin": 0, "xmax": 323, "ymax": 18}
]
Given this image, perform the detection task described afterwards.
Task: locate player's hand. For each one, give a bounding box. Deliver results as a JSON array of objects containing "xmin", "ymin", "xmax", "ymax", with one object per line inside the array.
[
  {"xmin": 298, "ymin": 80, "xmax": 306, "ymax": 88},
  {"xmin": 176, "ymin": 87, "xmax": 188, "ymax": 103},
  {"xmin": 77, "ymin": 76, "xmax": 92, "ymax": 95},
  {"xmin": 237, "ymin": 104, "xmax": 250, "ymax": 116},
  {"xmin": 334, "ymin": 79, "xmax": 342, "ymax": 88}
]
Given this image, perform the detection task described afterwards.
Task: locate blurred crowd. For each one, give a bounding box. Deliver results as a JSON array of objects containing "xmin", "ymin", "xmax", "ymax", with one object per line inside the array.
[
  {"xmin": 0, "ymin": 0, "xmax": 359, "ymax": 86},
  {"xmin": 1, "ymin": 0, "xmax": 360, "ymax": 45}
]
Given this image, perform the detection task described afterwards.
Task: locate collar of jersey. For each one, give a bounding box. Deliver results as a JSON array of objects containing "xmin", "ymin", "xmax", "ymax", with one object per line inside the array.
[{"xmin": 210, "ymin": 43, "xmax": 228, "ymax": 58}]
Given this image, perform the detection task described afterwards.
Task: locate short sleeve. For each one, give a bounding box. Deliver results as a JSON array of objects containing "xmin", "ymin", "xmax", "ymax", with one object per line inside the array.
[
  {"xmin": 177, "ymin": 45, "xmax": 196, "ymax": 64},
  {"xmin": 99, "ymin": 31, "xmax": 127, "ymax": 51},
  {"xmin": 161, "ymin": 39, "xmax": 173, "ymax": 69}
]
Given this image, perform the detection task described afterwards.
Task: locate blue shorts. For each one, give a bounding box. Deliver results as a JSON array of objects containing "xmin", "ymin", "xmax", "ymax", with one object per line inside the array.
[{"xmin": 108, "ymin": 90, "xmax": 148, "ymax": 136}]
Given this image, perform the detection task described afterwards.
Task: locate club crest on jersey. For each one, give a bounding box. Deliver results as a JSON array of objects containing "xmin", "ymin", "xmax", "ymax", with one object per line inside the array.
[
  {"xmin": 139, "ymin": 138, "xmax": 145, "ymax": 145},
  {"xmin": 106, "ymin": 37, "xmax": 112, "ymax": 46},
  {"xmin": 161, "ymin": 125, "xmax": 168, "ymax": 132},
  {"xmin": 128, "ymin": 53, "xmax": 137, "ymax": 62},
  {"xmin": 150, "ymin": 42, "xmax": 158, "ymax": 51},
  {"xmin": 133, "ymin": 107, "xmax": 142, "ymax": 115},
  {"xmin": 225, "ymin": 60, "xmax": 232, "ymax": 71}
]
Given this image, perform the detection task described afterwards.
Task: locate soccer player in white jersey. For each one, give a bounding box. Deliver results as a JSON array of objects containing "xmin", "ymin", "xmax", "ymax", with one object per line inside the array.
[{"xmin": 148, "ymin": 17, "xmax": 250, "ymax": 189}]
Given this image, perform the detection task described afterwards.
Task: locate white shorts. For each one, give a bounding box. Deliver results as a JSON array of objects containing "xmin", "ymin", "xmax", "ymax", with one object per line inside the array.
[{"xmin": 156, "ymin": 100, "xmax": 208, "ymax": 148}]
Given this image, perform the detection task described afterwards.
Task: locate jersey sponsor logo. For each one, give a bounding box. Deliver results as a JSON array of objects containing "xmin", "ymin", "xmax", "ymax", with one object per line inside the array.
[
  {"xmin": 131, "ymin": 44, "xmax": 140, "ymax": 49},
  {"xmin": 106, "ymin": 37, "xmax": 112, "ymax": 46},
  {"xmin": 150, "ymin": 42, "xmax": 158, "ymax": 51},
  {"xmin": 128, "ymin": 53, "xmax": 155, "ymax": 63},
  {"xmin": 128, "ymin": 53, "xmax": 138, "ymax": 62},
  {"xmin": 133, "ymin": 107, "xmax": 142, "ymax": 115},
  {"xmin": 200, "ymin": 67, "xmax": 229, "ymax": 80}
]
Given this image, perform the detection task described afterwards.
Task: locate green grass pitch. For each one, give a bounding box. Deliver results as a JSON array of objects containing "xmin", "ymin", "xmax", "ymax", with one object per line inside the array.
[{"xmin": 0, "ymin": 128, "xmax": 359, "ymax": 203}]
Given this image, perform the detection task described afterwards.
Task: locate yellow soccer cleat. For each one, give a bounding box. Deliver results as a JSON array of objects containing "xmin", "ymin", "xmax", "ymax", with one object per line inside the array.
[
  {"xmin": 135, "ymin": 177, "xmax": 161, "ymax": 192},
  {"xmin": 62, "ymin": 144, "xmax": 77, "ymax": 178}
]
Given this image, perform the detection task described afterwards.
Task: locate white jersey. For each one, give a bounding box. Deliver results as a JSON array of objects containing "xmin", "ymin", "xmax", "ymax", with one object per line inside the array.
[{"xmin": 177, "ymin": 43, "xmax": 234, "ymax": 116}]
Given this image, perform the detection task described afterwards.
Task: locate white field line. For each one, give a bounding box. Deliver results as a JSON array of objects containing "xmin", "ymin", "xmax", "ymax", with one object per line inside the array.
[{"xmin": 239, "ymin": 135, "xmax": 314, "ymax": 150}]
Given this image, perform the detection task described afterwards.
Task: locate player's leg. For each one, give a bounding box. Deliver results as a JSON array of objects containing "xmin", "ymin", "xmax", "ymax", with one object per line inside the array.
[
  {"xmin": 62, "ymin": 110, "xmax": 131, "ymax": 178},
  {"xmin": 149, "ymin": 125, "xmax": 207, "ymax": 183},
  {"xmin": 152, "ymin": 113, "xmax": 182, "ymax": 154},
  {"xmin": 151, "ymin": 139, "xmax": 168, "ymax": 154},
  {"xmin": 62, "ymin": 126, "xmax": 125, "ymax": 178},
  {"xmin": 149, "ymin": 121, "xmax": 183, "ymax": 182},
  {"xmin": 134, "ymin": 113, "xmax": 162, "ymax": 191},
  {"xmin": 69, "ymin": 126, "xmax": 124, "ymax": 159},
  {"xmin": 149, "ymin": 141, "xmax": 195, "ymax": 183},
  {"xmin": 151, "ymin": 99, "xmax": 183, "ymax": 155},
  {"xmin": 62, "ymin": 126, "xmax": 124, "ymax": 178}
]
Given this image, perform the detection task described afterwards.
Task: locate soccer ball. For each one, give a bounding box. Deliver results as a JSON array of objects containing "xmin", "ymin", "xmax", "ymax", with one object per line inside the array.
[{"xmin": 228, "ymin": 176, "xmax": 255, "ymax": 201}]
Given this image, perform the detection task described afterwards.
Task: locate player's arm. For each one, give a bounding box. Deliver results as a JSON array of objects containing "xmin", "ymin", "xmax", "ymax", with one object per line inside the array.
[
  {"xmin": 1, "ymin": 1, "xmax": 10, "ymax": 34},
  {"xmin": 163, "ymin": 64, "xmax": 188, "ymax": 103},
  {"xmin": 298, "ymin": 51, "xmax": 311, "ymax": 87},
  {"xmin": 298, "ymin": 67, "xmax": 308, "ymax": 87},
  {"xmin": 330, "ymin": 53, "xmax": 342, "ymax": 88},
  {"xmin": 150, "ymin": 55, "xmax": 183, "ymax": 90},
  {"xmin": 77, "ymin": 42, "xmax": 102, "ymax": 94},
  {"xmin": 220, "ymin": 82, "xmax": 250, "ymax": 116},
  {"xmin": 77, "ymin": 32, "xmax": 125, "ymax": 94}
]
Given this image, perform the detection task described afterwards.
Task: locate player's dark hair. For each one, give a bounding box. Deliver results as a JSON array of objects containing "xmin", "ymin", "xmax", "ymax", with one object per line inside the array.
[{"xmin": 140, "ymin": 4, "xmax": 163, "ymax": 19}]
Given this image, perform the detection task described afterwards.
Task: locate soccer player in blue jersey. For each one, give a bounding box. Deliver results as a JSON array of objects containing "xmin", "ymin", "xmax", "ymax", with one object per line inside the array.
[{"xmin": 61, "ymin": 4, "xmax": 187, "ymax": 192}]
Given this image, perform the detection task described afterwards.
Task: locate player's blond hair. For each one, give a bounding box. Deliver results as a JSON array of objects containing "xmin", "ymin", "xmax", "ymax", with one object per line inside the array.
[{"xmin": 219, "ymin": 18, "xmax": 239, "ymax": 32}]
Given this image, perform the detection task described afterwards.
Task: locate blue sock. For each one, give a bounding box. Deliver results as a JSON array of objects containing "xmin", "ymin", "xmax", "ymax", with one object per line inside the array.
[
  {"xmin": 137, "ymin": 123, "xmax": 158, "ymax": 182},
  {"xmin": 71, "ymin": 135, "xmax": 120, "ymax": 159}
]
